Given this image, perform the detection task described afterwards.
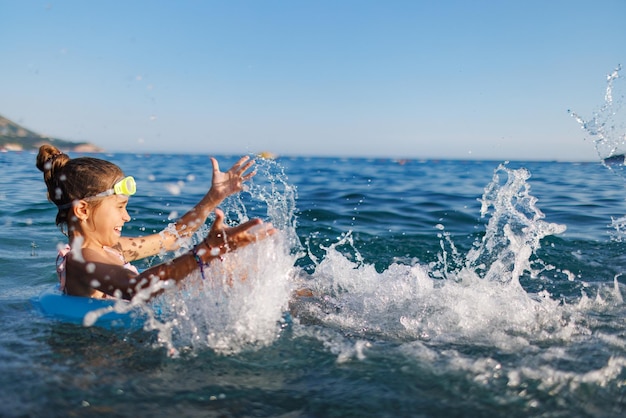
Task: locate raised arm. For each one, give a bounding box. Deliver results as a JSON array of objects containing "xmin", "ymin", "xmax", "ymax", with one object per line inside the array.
[{"xmin": 119, "ymin": 156, "xmax": 256, "ymax": 261}]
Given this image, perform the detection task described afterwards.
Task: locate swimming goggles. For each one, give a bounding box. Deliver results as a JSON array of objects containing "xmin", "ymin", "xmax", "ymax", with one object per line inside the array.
[{"xmin": 91, "ymin": 176, "xmax": 137, "ymax": 198}]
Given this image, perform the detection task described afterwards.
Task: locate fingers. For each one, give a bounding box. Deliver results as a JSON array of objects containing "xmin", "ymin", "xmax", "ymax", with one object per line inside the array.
[
  {"xmin": 236, "ymin": 221, "xmax": 276, "ymax": 244},
  {"xmin": 211, "ymin": 157, "xmax": 220, "ymax": 175},
  {"xmin": 209, "ymin": 210, "xmax": 273, "ymax": 243},
  {"xmin": 228, "ymin": 218, "xmax": 263, "ymax": 236},
  {"xmin": 221, "ymin": 218, "xmax": 276, "ymax": 251},
  {"xmin": 212, "ymin": 156, "xmax": 256, "ymax": 190},
  {"xmin": 231, "ymin": 156, "xmax": 256, "ymax": 180},
  {"xmin": 250, "ymin": 222, "xmax": 277, "ymax": 237},
  {"xmin": 211, "ymin": 208, "xmax": 226, "ymax": 231},
  {"xmin": 241, "ymin": 165, "xmax": 257, "ymax": 181},
  {"xmin": 232, "ymin": 155, "xmax": 250, "ymax": 169}
]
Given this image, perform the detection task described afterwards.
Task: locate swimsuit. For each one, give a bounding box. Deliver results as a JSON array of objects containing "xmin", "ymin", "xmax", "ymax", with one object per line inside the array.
[
  {"xmin": 56, "ymin": 244, "xmax": 71, "ymax": 292},
  {"xmin": 56, "ymin": 244, "xmax": 139, "ymax": 295}
]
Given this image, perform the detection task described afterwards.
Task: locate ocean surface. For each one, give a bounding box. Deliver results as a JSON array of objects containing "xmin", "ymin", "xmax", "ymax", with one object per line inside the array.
[{"xmin": 1, "ymin": 148, "xmax": 626, "ymax": 417}]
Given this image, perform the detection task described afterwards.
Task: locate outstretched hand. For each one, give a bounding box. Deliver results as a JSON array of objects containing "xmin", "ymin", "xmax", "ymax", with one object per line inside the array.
[
  {"xmin": 208, "ymin": 156, "xmax": 256, "ymax": 202},
  {"xmin": 204, "ymin": 208, "xmax": 275, "ymax": 255}
]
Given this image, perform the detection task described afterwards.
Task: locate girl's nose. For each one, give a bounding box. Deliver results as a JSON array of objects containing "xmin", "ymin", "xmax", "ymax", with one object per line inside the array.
[{"xmin": 123, "ymin": 209, "xmax": 131, "ymax": 222}]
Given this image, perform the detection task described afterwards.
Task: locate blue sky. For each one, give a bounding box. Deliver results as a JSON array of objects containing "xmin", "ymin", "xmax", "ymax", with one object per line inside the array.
[{"xmin": 1, "ymin": 0, "xmax": 625, "ymax": 160}]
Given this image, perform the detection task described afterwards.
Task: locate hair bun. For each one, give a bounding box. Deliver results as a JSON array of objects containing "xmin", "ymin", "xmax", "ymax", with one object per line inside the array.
[{"xmin": 36, "ymin": 144, "xmax": 68, "ymax": 173}]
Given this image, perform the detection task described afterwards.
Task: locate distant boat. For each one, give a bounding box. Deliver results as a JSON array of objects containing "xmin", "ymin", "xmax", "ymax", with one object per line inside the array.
[{"xmin": 257, "ymin": 151, "xmax": 277, "ymax": 160}]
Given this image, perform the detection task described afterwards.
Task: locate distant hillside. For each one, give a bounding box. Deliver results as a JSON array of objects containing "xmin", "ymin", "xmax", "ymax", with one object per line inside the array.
[{"xmin": 0, "ymin": 114, "xmax": 103, "ymax": 152}]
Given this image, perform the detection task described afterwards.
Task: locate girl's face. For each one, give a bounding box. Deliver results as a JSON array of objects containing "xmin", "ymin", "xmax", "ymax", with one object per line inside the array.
[{"xmin": 85, "ymin": 195, "xmax": 131, "ymax": 247}]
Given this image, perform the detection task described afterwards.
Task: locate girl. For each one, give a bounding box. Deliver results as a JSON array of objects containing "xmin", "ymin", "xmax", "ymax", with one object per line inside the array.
[{"xmin": 36, "ymin": 144, "xmax": 275, "ymax": 300}]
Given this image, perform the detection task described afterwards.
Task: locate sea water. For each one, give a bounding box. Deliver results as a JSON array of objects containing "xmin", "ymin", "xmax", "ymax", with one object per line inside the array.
[{"xmin": 1, "ymin": 75, "xmax": 626, "ymax": 416}]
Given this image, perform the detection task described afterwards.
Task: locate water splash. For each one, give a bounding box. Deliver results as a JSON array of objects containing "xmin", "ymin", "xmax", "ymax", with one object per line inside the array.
[
  {"xmin": 570, "ymin": 65, "xmax": 626, "ymax": 173},
  {"xmin": 463, "ymin": 163, "xmax": 566, "ymax": 284},
  {"xmin": 289, "ymin": 163, "xmax": 625, "ymax": 396},
  {"xmin": 292, "ymin": 164, "xmax": 573, "ymax": 356},
  {"xmin": 153, "ymin": 157, "xmax": 301, "ymax": 355},
  {"xmin": 155, "ymin": 232, "xmax": 297, "ymax": 355},
  {"xmin": 571, "ymin": 66, "xmax": 626, "ymax": 241}
]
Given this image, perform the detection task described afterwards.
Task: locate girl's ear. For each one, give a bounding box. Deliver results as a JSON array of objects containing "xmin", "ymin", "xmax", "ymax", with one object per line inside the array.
[{"xmin": 73, "ymin": 200, "xmax": 91, "ymax": 221}]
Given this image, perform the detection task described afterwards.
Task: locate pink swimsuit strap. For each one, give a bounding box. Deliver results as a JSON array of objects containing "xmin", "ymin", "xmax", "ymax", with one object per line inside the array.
[
  {"xmin": 56, "ymin": 244, "xmax": 71, "ymax": 292},
  {"xmin": 103, "ymin": 246, "xmax": 139, "ymax": 274}
]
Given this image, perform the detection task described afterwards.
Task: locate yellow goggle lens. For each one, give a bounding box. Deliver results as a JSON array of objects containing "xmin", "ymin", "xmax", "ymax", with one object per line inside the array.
[
  {"xmin": 90, "ymin": 176, "xmax": 137, "ymax": 198},
  {"xmin": 112, "ymin": 176, "xmax": 136, "ymax": 196}
]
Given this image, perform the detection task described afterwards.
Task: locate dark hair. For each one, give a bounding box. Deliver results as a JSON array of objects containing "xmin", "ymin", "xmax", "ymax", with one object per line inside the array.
[{"xmin": 36, "ymin": 144, "xmax": 123, "ymax": 233}]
